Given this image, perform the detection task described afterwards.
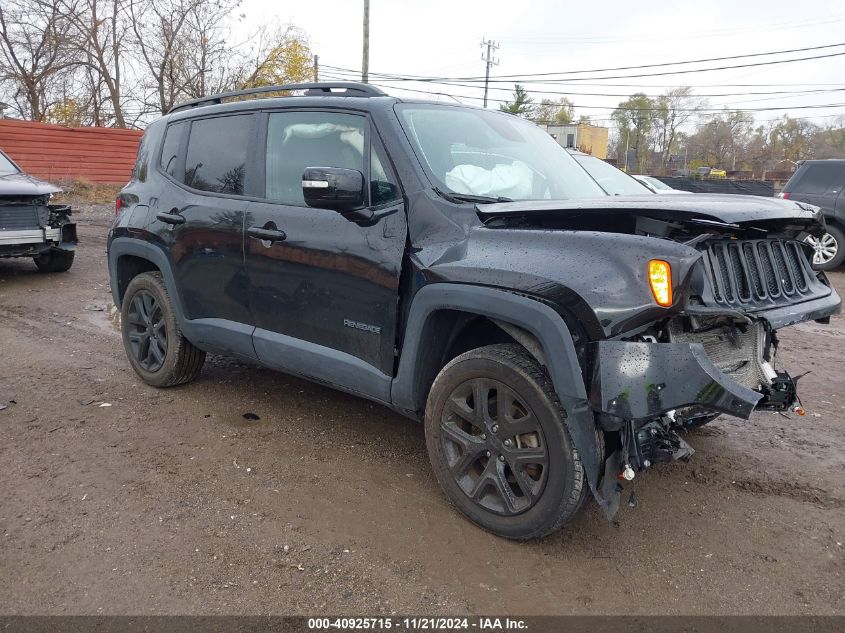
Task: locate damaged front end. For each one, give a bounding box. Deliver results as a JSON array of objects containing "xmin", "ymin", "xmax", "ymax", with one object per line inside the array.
[
  {"xmin": 586, "ymin": 235, "xmax": 837, "ymax": 516},
  {"xmin": 475, "ymin": 194, "xmax": 840, "ymax": 518},
  {"xmin": 0, "ymin": 193, "xmax": 76, "ymax": 259}
]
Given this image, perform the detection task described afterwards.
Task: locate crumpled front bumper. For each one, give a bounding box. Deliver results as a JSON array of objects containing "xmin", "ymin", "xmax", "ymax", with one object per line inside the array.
[{"xmin": 588, "ymin": 341, "xmax": 763, "ymax": 422}]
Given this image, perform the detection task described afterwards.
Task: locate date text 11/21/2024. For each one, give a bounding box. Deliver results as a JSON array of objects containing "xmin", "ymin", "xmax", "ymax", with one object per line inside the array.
[{"xmin": 307, "ymin": 617, "xmax": 528, "ymax": 630}]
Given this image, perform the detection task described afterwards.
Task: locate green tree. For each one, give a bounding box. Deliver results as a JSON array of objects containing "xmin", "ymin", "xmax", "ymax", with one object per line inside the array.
[
  {"xmin": 769, "ymin": 115, "xmax": 816, "ymax": 163},
  {"xmin": 46, "ymin": 96, "xmax": 83, "ymax": 126},
  {"xmin": 499, "ymin": 84, "xmax": 534, "ymax": 118},
  {"xmin": 240, "ymin": 26, "xmax": 313, "ymax": 88}
]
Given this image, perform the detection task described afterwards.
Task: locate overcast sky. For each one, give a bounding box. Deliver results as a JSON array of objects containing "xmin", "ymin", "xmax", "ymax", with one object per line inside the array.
[{"xmin": 239, "ymin": 0, "xmax": 845, "ymax": 127}]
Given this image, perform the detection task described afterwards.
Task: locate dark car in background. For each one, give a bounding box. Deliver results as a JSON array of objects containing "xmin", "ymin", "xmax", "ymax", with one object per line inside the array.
[
  {"xmin": 779, "ymin": 159, "xmax": 845, "ymax": 270},
  {"xmin": 0, "ymin": 150, "xmax": 77, "ymax": 272}
]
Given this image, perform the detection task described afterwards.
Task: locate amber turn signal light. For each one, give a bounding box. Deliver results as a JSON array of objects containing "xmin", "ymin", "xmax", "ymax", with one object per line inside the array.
[{"xmin": 648, "ymin": 259, "xmax": 672, "ymax": 307}]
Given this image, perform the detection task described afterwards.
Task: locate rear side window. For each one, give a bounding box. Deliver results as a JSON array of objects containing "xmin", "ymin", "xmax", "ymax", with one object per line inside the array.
[
  {"xmin": 790, "ymin": 163, "xmax": 845, "ymax": 195},
  {"xmin": 133, "ymin": 135, "xmax": 149, "ymax": 182},
  {"xmin": 159, "ymin": 121, "xmax": 186, "ymax": 179},
  {"xmin": 185, "ymin": 115, "xmax": 253, "ymax": 195}
]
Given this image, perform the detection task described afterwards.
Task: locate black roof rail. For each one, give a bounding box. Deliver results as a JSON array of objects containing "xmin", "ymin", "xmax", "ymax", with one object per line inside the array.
[{"xmin": 168, "ymin": 82, "xmax": 387, "ymax": 114}]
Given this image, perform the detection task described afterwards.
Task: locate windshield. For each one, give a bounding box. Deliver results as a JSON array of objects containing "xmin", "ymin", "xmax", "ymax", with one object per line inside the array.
[
  {"xmin": 571, "ymin": 153, "xmax": 652, "ymax": 196},
  {"xmin": 0, "ymin": 152, "xmax": 19, "ymax": 176},
  {"xmin": 396, "ymin": 104, "xmax": 605, "ymax": 201}
]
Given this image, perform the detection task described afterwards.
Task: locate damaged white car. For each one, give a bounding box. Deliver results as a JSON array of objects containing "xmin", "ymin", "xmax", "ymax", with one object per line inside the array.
[{"xmin": 0, "ymin": 150, "xmax": 77, "ymax": 272}]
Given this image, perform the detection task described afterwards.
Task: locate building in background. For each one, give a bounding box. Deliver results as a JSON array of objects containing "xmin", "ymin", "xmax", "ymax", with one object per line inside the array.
[{"xmin": 543, "ymin": 122, "xmax": 609, "ymax": 159}]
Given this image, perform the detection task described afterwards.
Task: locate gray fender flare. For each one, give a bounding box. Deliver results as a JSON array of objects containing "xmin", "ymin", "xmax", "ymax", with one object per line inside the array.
[
  {"xmin": 108, "ymin": 237, "xmax": 187, "ymax": 322},
  {"xmin": 392, "ymin": 283, "xmax": 607, "ymax": 512}
]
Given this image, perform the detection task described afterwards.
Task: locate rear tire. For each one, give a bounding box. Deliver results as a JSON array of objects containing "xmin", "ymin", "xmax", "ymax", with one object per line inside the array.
[
  {"xmin": 34, "ymin": 249, "xmax": 74, "ymax": 272},
  {"xmin": 121, "ymin": 271, "xmax": 205, "ymax": 387},
  {"xmin": 424, "ymin": 343, "xmax": 597, "ymax": 540}
]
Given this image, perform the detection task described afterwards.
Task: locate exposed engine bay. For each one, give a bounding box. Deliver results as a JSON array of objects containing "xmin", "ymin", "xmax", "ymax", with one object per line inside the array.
[{"xmin": 0, "ymin": 193, "xmax": 76, "ymax": 258}]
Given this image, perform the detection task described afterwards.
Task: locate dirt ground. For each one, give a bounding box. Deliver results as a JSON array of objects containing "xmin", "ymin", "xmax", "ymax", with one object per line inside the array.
[{"xmin": 0, "ymin": 205, "xmax": 843, "ymax": 616}]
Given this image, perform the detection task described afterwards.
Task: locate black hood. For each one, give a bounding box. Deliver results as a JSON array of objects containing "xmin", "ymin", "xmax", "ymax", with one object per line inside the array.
[
  {"xmin": 479, "ymin": 194, "xmax": 822, "ymax": 228},
  {"xmin": 0, "ymin": 172, "xmax": 61, "ymax": 197}
]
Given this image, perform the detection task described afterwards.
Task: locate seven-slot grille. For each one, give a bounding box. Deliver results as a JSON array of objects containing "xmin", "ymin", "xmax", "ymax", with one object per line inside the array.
[{"xmin": 703, "ymin": 239, "xmax": 823, "ymax": 308}]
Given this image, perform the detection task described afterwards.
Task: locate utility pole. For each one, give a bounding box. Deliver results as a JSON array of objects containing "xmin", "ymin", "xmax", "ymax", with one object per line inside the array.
[
  {"xmin": 362, "ymin": 0, "xmax": 370, "ymax": 83},
  {"xmin": 313, "ymin": 54, "xmax": 319, "ymax": 82},
  {"xmin": 480, "ymin": 38, "xmax": 499, "ymax": 108}
]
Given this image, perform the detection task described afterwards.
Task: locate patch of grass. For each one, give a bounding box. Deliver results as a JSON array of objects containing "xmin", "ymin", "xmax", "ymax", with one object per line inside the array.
[{"xmin": 52, "ymin": 179, "xmax": 122, "ymax": 205}]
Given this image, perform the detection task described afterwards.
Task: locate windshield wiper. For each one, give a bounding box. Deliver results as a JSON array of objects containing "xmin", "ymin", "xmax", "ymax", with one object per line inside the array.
[{"xmin": 435, "ymin": 188, "xmax": 512, "ymax": 204}]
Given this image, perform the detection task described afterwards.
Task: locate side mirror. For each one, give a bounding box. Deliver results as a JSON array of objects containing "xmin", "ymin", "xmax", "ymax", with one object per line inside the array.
[{"xmin": 302, "ymin": 167, "xmax": 365, "ymax": 212}]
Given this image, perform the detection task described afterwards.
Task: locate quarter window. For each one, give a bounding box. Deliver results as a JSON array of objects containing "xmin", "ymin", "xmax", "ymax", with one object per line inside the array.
[
  {"xmin": 265, "ymin": 112, "xmax": 366, "ymax": 205},
  {"xmin": 370, "ymin": 141, "xmax": 401, "ymax": 206},
  {"xmin": 159, "ymin": 121, "xmax": 186, "ymax": 180},
  {"xmin": 185, "ymin": 115, "xmax": 253, "ymax": 195}
]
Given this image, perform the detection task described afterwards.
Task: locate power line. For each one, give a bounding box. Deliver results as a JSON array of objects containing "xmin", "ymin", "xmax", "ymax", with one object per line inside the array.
[
  {"xmin": 321, "ymin": 73, "xmax": 845, "ymax": 113},
  {"xmin": 324, "ymin": 42, "xmax": 845, "ymax": 83},
  {"xmin": 463, "ymin": 42, "xmax": 845, "ymax": 80},
  {"xmin": 322, "ymin": 66, "xmax": 845, "ymax": 89},
  {"xmin": 358, "ymin": 81, "xmax": 845, "ymax": 123},
  {"xmin": 322, "ymin": 66, "xmax": 845, "ymax": 99}
]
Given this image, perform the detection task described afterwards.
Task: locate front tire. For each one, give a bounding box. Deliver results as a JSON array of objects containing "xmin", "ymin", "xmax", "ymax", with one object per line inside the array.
[
  {"xmin": 34, "ymin": 249, "xmax": 74, "ymax": 272},
  {"xmin": 121, "ymin": 271, "xmax": 205, "ymax": 387},
  {"xmin": 804, "ymin": 225, "xmax": 845, "ymax": 271},
  {"xmin": 424, "ymin": 344, "xmax": 593, "ymax": 540}
]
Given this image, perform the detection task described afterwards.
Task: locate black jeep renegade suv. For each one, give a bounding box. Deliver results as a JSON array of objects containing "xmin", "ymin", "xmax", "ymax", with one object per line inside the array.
[{"xmin": 108, "ymin": 82, "xmax": 840, "ymax": 539}]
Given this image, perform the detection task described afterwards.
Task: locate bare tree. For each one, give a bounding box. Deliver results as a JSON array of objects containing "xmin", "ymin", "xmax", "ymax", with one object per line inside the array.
[
  {"xmin": 533, "ymin": 97, "xmax": 575, "ymax": 125},
  {"xmin": 56, "ymin": 0, "xmax": 130, "ymax": 126},
  {"xmin": 653, "ymin": 87, "xmax": 703, "ymax": 175},
  {"xmin": 0, "ymin": 0, "xmax": 76, "ymax": 120},
  {"xmin": 129, "ymin": 0, "xmax": 239, "ymax": 114},
  {"xmin": 1, "ymin": 0, "xmax": 315, "ymax": 125},
  {"xmin": 686, "ymin": 111, "xmax": 754, "ymax": 170}
]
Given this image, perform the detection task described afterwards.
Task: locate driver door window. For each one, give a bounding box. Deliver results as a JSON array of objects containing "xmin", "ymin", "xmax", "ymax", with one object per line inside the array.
[{"xmin": 265, "ymin": 112, "xmax": 366, "ymax": 205}]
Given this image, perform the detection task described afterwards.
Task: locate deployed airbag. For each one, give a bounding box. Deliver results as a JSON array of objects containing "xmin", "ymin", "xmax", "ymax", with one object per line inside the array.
[{"xmin": 445, "ymin": 161, "xmax": 533, "ymax": 199}]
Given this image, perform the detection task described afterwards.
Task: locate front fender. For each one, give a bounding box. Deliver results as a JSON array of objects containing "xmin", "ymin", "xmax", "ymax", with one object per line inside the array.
[{"xmin": 392, "ymin": 283, "xmax": 610, "ymax": 514}]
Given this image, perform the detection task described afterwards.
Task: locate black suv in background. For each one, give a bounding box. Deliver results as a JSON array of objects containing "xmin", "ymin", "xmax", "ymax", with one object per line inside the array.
[
  {"xmin": 780, "ymin": 159, "xmax": 845, "ymax": 270},
  {"xmin": 109, "ymin": 83, "xmax": 840, "ymax": 540}
]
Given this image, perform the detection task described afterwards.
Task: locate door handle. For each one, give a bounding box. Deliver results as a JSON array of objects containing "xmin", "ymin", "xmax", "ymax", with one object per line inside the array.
[
  {"xmin": 247, "ymin": 226, "xmax": 287, "ymax": 242},
  {"xmin": 156, "ymin": 208, "xmax": 185, "ymax": 225}
]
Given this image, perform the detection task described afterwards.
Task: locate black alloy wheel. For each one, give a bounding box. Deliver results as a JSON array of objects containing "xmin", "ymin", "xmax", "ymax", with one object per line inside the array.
[
  {"xmin": 125, "ymin": 289, "xmax": 168, "ymax": 372},
  {"xmin": 121, "ymin": 271, "xmax": 205, "ymax": 387},
  {"xmin": 439, "ymin": 377, "xmax": 549, "ymax": 516},
  {"xmin": 426, "ymin": 344, "xmax": 596, "ymax": 540}
]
